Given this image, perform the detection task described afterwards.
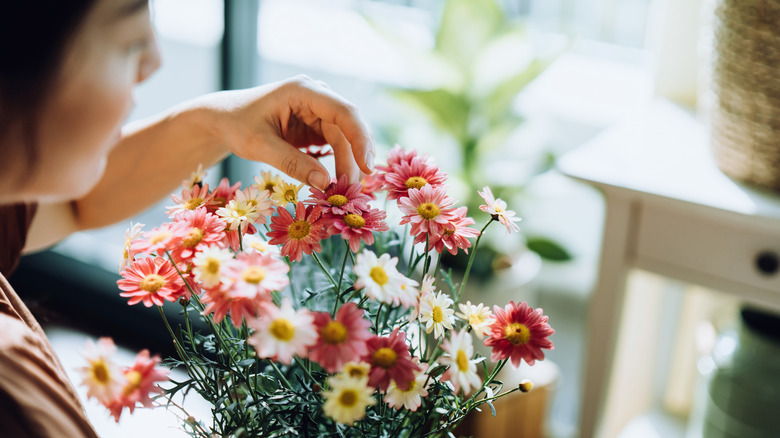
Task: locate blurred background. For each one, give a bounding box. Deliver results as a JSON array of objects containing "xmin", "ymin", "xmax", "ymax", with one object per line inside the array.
[{"xmin": 12, "ymin": 0, "xmax": 768, "ymax": 437}]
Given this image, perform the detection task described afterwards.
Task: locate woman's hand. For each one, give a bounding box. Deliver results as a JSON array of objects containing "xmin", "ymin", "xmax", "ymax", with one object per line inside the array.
[{"xmin": 201, "ymin": 75, "xmax": 375, "ymax": 190}]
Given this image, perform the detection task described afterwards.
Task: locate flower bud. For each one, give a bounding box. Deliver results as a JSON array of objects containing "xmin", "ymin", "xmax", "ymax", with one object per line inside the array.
[{"xmin": 518, "ymin": 379, "xmax": 534, "ymax": 393}]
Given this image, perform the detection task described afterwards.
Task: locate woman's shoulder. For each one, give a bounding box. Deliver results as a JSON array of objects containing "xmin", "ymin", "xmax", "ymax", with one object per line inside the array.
[{"xmin": 0, "ymin": 202, "xmax": 37, "ymax": 275}]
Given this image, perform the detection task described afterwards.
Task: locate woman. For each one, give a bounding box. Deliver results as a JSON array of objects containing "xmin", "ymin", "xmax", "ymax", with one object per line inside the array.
[{"xmin": 0, "ymin": 0, "xmax": 374, "ymax": 435}]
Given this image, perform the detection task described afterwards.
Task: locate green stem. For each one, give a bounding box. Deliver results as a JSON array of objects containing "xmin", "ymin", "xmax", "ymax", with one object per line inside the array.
[
  {"xmin": 333, "ymin": 242, "xmax": 351, "ymax": 316},
  {"xmin": 455, "ymin": 219, "xmax": 494, "ymax": 303},
  {"xmin": 268, "ymin": 360, "xmax": 293, "ymax": 390},
  {"xmin": 422, "ymin": 233, "xmax": 431, "ymax": 279},
  {"xmin": 311, "ymin": 252, "xmax": 338, "ymax": 291},
  {"xmin": 374, "ymin": 302, "xmax": 384, "ymax": 334}
]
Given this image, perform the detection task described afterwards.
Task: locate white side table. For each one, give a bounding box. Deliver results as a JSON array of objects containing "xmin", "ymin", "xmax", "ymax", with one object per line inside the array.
[{"xmin": 557, "ymin": 99, "xmax": 780, "ymax": 438}]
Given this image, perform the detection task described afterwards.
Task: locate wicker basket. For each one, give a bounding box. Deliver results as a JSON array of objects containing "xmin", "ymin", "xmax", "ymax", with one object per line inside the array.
[{"xmin": 710, "ymin": 0, "xmax": 780, "ymax": 192}]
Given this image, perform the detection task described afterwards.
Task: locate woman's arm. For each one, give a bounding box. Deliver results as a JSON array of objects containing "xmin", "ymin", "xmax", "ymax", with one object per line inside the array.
[{"xmin": 25, "ymin": 76, "xmax": 374, "ymax": 252}]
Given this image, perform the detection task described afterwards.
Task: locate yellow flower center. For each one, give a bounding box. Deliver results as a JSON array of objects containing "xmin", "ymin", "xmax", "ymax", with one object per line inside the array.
[
  {"xmin": 123, "ymin": 370, "xmax": 143, "ymax": 396},
  {"xmin": 456, "ymin": 350, "xmax": 470, "ymax": 372},
  {"xmin": 405, "ymin": 176, "xmax": 428, "ymax": 190},
  {"xmin": 149, "ymin": 231, "xmax": 171, "ymax": 245},
  {"xmin": 339, "ymin": 389, "xmax": 358, "ymax": 407},
  {"xmin": 344, "ymin": 214, "xmax": 366, "ymax": 229},
  {"xmin": 403, "ymin": 379, "xmax": 417, "ymax": 392},
  {"xmin": 183, "ymin": 197, "xmax": 203, "ymax": 210},
  {"xmin": 183, "ymin": 228, "xmax": 204, "ymax": 248},
  {"xmin": 269, "ymin": 318, "xmax": 296, "ymax": 342},
  {"xmin": 264, "ymin": 183, "xmax": 276, "ymax": 192},
  {"xmin": 249, "ymin": 241, "xmax": 268, "ymax": 252},
  {"xmin": 416, "ymin": 202, "xmax": 440, "ymax": 220},
  {"xmin": 140, "ymin": 274, "xmax": 165, "ymax": 293},
  {"xmin": 346, "ymin": 365, "xmax": 367, "ymax": 379},
  {"xmin": 91, "ymin": 359, "xmax": 110, "ymax": 384},
  {"xmin": 327, "ymin": 194, "xmax": 349, "ymax": 207},
  {"xmin": 432, "ymin": 306, "xmax": 444, "ymax": 323},
  {"xmin": 288, "ymin": 220, "xmax": 311, "ymax": 240},
  {"xmin": 241, "ymin": 266, "xmax": 266, "ymax": 284},
  {"xmin": 204, "ymin": 258, "xmax": 221, "ymax": 275},
  {"xmin": 321, "ymin": 321, "xmax": 348, "ymax": 344},
  {"xmin": 369, "ymin": 266, "xmax": 388, "ymax": 286},
  {"xmin": 284, "ymin": 190, "xmax": 297, "ymax": 203},
  {"xmin": 504, "ymin": 323, "xmax": 531, "ymax": 346},
  {"xmin": 372, "ymin": 347, "xmax": 398, "ymax": 369},
  {"xmin": 469, "ymin": 314, "xmax": 484, "ymax": 327}
]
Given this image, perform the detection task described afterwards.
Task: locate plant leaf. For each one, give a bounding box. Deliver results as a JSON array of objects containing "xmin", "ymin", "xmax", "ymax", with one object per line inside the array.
[{"xmin": 526, "ymin": 236, "xmax": 573, "ymax": 261}]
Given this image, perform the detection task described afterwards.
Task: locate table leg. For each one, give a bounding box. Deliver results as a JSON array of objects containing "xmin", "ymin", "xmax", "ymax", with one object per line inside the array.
[{"xmin": 579, "ymin": 195, "xmax": 636, "ymax": 438}]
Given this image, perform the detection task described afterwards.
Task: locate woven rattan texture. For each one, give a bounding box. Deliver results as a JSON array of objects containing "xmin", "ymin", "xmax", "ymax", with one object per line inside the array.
[{"xmin": 711, "ymin": 0, "xmax": 780, "ymax": 192}]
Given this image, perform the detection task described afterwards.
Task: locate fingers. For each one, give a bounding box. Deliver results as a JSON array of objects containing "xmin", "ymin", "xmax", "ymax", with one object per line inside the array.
[
  {"xmin": 289, "ymin": 76, "xmax": 375, "ymax": 176},
  {"xmin": 322, "ymin": 121, "xmax": 360, "ymax": 183},
  {"xmin": 257, "ymin": 134, "xmax": 331, "ymax": 191}
]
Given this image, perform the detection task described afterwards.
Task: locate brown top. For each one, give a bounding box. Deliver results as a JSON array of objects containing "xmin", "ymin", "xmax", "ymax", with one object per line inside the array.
[{"xmin": 0, "ymin": 203, "xmax": 99, "ymax": 438}]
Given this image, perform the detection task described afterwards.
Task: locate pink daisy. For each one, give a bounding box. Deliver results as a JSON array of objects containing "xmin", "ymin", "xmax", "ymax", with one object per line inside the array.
[
  {"xmin": 118, "ymin": 257, "xmax": 185, "ymax": 307},
  {"xmin": 207, "ymin": 177, "xmax": 242, "ymax": 213},
  {"xmin": 168, "ymin": 207, "xmax": 227, "ymax": 264},
  {"xmin": 166, "ymin": 183, "xmax": 216, "ymax": 218},
  {"xmin": 398, "ymin": 184, "xmax": 457, "ymax": 238},
  {"xmin": 200, "ymin": 285, "xmax": 270, "ymax": 327},
  {"xmin": 484, "ymin": 301, "xmax": 555, "ymax": 367},
  {"xmin": 266, "ymin": 202, "xmax": 328, "ymax": 262},
  {"xmin": 478, "ymin": 186, "xmax": 522, "ymax": 234},
  {"xmin": 382, "ymin": 156, "xmax": 448, "ymax": 201},
  {"xmin": 359, "ymin": 173, "xmax": 384, "ymax": 200},
  {"xmin": 309, "ymin": 303, "xmax": 373, "ymax": 373},
  {"xmin": 329, "ymin": 207, "xmax": 389, "ymax": 253},
  {"xmin": 363, "ymin": 328, "xmax": 420, "ymax": 391},
  {"xmin": 223, "ymin": 252, "xmax": 290, "ymax": 302},
  {"xmin": 307, "ymin": 174, "xmax": 371, "ymax": 216},
  {"xmin": 421, "ymin": 206, "xmax": 480, "ymax": 255},
  {"xmin": 106, "ymin": 349, "xmax": 169, "ymax": 422},
  {"xmin": 130, "ymin": 222, "xmax": 183, "ymax": 257},
  {"xmin": 375, "ymin": 144, "xmax": 419, "ymax": 171}
]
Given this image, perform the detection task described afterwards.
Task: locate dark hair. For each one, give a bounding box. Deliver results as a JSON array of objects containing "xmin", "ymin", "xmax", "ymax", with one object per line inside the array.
[{"xmin": 0, "ymin": 1, "xmax": 97, "ymax": 174}]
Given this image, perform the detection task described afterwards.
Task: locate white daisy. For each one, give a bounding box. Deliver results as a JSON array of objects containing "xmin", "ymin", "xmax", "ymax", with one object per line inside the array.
[
  {"xmin": 182, "ymin": 163, "xmax": 206, "ymax": 189},
  {"xmin": 478, "ymin": 186, "xmax": 521, "ymax": 234},
  {"xmin": 77, "ymin": 338, "xmax": 126, "ymax": 405},
  {"xmin": 439, "ymin": 329, "xmax": 482, "ymax": 396},
  {"xmin": 118, "ymin": 222, "xmax": 144, "ymax": 273},
  {"xmin": 353, "ymin": 250, "xmax": 415, "ymax": 307},
  {"xmin": 322, "ymin": 375, "xmax": 375, "ymax": 425},
  {"xmin": 455, "ymin": 301, "xmax": 496, "ymax": 339},
  {"xmin": 192, "ymin": 245, "xmax": 233, "ymax": 288},
  {"xmin": 247, "ymin": 299, "xmax": 317, "ymax": 364},
  {"xmin": 242, "ymin": 234, "xmax": 281, "ymax": 257},
  {"xmin": 418, "ymin": 291, "xmax": 455, "ymax": 339},
  {"xmin": 384, "ymin": 363, "xmax": 430, "ymax": 411}
]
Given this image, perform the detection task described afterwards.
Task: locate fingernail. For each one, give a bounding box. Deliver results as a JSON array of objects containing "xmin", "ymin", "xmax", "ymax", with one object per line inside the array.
[
  {"xmin": 308, "ymin": 170, "xmax": 329, "ymax": 190},
  {"xmin": 365, "ymin": 151, "xmax": 375, "ymax": 173}
]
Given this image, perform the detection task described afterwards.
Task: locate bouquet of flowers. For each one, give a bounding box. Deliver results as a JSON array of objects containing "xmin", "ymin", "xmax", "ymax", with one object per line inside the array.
[{"xmin": 78, "ymin": 145, "xmax": 555, "ymax": 437}]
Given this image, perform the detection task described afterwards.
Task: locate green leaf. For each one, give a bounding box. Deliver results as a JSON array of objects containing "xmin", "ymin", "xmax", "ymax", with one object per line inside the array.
[
  {"xmin": 389, "ymin": 88, "xmax": 470, "ymax": 143},
  {"xmin": 526, "ymin": 236, "xmax": 573, "ymax": 261},
  {"xmin": 436, "ymin": 0, "xmax": 504, "ymax": 71}
]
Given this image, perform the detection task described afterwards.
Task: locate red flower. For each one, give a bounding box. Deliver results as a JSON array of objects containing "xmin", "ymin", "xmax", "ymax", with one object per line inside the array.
[
  {"xmin": 329, "ymin": 207, "xmax": 389, "ymax": 253},
  {"xmin": 168, "ymin": 207, "xmax": 226, "ymax": 264},
  {"xmin": 382, "ymin": 156, "xmax": 448, "ymax": 201},
  {"xmin": 310, "ymin": 303, "xmax": 373, "ymax": 373},
  {"xmin": 307, "ymin": 174, "xmax": 371, "ymax": 216},
  {"xmin": 118, "ymin": 257, "xmax": 185, "ymax": 307},
  {"xmin": 420, "ymin": 206, "xmax": 480, "ymax": 255},
  {"xmin": 106, "ymin": 350, "xmax": 169, "ymax": 422},
  {"xmin": 266, "ymin": 202, "xmax": 328, "ymax": 262},
  {"xmin": 483, "ymin": 301, "xmax": 554, "ymax": 367},
  {"xmin": 363, "ymin": 328, "xmax": 420, "ymax": 391}
]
